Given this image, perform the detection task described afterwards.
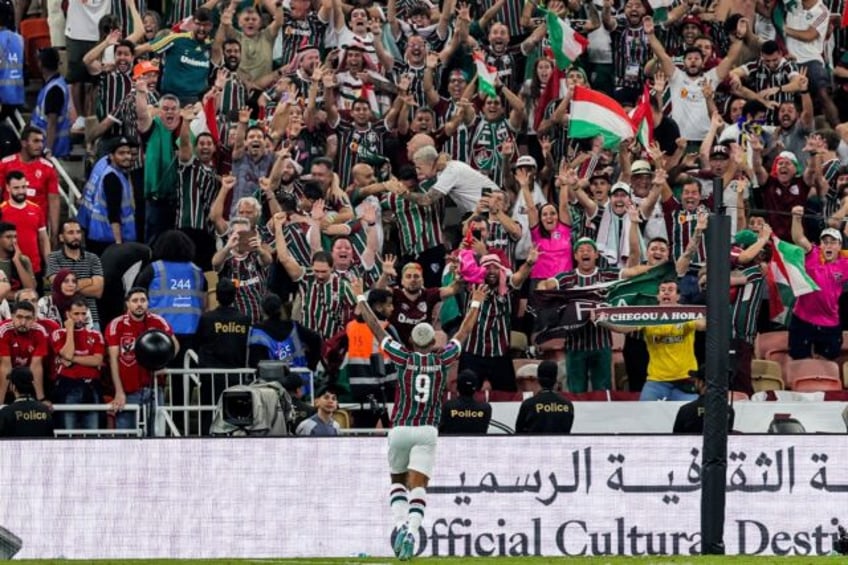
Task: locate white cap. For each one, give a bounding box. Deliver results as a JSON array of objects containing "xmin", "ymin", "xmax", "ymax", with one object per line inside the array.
[
  {"xmin": 611, "ymin": 181, "xmax": 631, "ymax": 195},
  {"xmin": 410, "ymin": 322, "xmax": 436, "ymax": 348},
  {"xmin": 631, "ymin": 160, "xmax": 653, "ymax": 175},
  {"xmin": 513, "ymin": 155, "xmax": 538, "ymax": 169},
  {"xmin": 821, "ymin": 228, "xmax": 843, "ymax": 243}
]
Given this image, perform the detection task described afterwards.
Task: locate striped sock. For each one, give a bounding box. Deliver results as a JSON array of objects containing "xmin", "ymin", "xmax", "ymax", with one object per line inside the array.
[
  {"xmin": 407, "ymin": 487, "xmax": 427, "ymax": 537},
  {"xmin": 390, "ymin": 483, "xmax": 409, "ymax": 527}
]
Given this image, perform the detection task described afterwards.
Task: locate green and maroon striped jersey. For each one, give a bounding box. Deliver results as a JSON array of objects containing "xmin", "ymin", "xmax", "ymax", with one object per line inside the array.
[
  {"xmin": 177, "ymin": 157, "xmax": 218, "ymax": 231},
  {"xmin": 465, "ymin": 291, "xmax": 512, "ymax": 357},
  {"xmin": 380, "ymin": 179, "xmax": 443, "ymax": 257},
  {"xmin": 97, "ymin": 70, "xmax": 132, "ymax": 121},
  {"xmin": 296, "ymin": 270, "xmax": 356, "ymax": 339},
  {"xmin": 218, "ymin": 252, "xmax": 268, "ymax": 323},
  {"xmin": 731, "ymin": 265, "xmax": 765, "ymax": 343},
  {"xmin": 555, "ymin": 269, "xmax": 618, "ymax": 351},
  {"xmin": 382, "ymin": 336, "xmax": 462, "ymax": 427}
]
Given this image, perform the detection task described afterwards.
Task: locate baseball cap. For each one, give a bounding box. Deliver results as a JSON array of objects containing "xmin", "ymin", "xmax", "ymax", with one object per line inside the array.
[
  {"xmin": 456, "ymin": 370, "xmax": 479, "ymax": 395},
  {"xmin": 109, "ymin": 136, "xmax": 138, "ymax": 152},
  {"xmin": 734, "ymin": 229, "xmax": 759, "ymax": 249},
  {"xmin": 611, "ymin": 181, "xmax": 631, "ymax": 195},
  {"xmin": 631, "ymin": 160, "xmax": 653, "ymax": 176},
  {"xmin": 574, "ymin": 237, "xmax": 598, "ymax": 250},
  {"xmin": 133, "ymin": 61, "xmax": 159, "ymax": 79},
  {"xmin": 688, "ymin": 366, "xmax": 706, "ymax": 382},
  {"xmin": 589, "ymin": 170, "xmax": 611, "ymax": 182},
  {"xmin": 710, "ymin": 144, "xmax": 730, "ymax": 159},
  {"xmin": 410, "ymin": 322, "xmax": 436, "ymax": 348},
  {"xmin": 513, "ymin": 155, "xmax": 538, "ymax": 169},
  {"xmin": 681, "ymin": 14, "xmax": 703, "ymax": 29},
  {"xmin": 821, "ymin": 228, "xmax": 843, "ymax": 243}
]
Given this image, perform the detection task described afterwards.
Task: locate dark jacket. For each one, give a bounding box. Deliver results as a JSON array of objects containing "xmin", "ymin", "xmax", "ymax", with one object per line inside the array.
[
  {"xmin": 439, "ymin": 396, "xmax": 492, "ymax": 435},
  {"xmin": 0, "ymin": 397, "xmax": 54, "ymax": 437},
  {"xmin": 515, "ymin": 390, "xmax": 574, "ymax": 434}
]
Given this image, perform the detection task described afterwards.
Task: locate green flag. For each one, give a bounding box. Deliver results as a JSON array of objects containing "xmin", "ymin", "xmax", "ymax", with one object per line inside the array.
[{"xmin": 606, "ymin": 262, "xmax": 677, "ymax": 306}]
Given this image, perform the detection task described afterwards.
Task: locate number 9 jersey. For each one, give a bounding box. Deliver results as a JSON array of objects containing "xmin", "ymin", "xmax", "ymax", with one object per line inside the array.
[{"xmin": 380, "ymin": 336, "xmax": 462, "ymax": 428}]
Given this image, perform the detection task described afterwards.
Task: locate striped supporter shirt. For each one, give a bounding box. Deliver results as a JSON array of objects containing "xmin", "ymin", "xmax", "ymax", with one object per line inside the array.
[
  {"xmin": 96, "ymin": 70, "xmax": 132, "ymax": 122},
  {"xmin": 333, "ymin": 118, "xmax": 389, "ymax": 188},
  {"xmin": 381, "ymin": 336, "xmax": 462, "ymax": 427},
  {"xmin": 555, "ymin": 269, "xmax": 617, "ymax": 351},
  {"xmin": 739, "ymin": 58, "xmax": 798, "ymax": 125},
  {"xmin": 295, "ymin": 270, "xmax": 356, "ymax": 339},
  {"xmin": 277, "ymin": 10, "xmax": 327, "ymax": 65},
  {"xmin": 177, "ymin": 157, "xmax": 218, "ymax": 231},
  {"xmin": 662, "ymin": 196, "xmax": 712, "ymax": 266},
  {"xmin": 465, "ymin": 290, "xmax": 512, "ymax": 358},
  {"xmin": 731, "ymin": 265, "xmax": 765, "ymax": 343},
  {"xmin": 434, "ymin": 98, "xmax": 470, "ymax": 163},
  {"xmin": 380, "ymin": 179, "xmax": 443, "ymax": 257},
  {"xmin": 218, "ymin": 252, "xmax": 268, "ymax": 323}
]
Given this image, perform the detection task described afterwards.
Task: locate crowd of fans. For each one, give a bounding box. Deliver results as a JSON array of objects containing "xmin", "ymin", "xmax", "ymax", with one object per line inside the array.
[{"xmin": 0, "ymin": 0, "xmax": 848, "ymax": 435}]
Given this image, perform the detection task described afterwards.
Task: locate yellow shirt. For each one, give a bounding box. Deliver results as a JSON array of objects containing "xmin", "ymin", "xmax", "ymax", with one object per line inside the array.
[{"xmin": 642, "ymin": 322, "xmax": 698, "ymax": 382}]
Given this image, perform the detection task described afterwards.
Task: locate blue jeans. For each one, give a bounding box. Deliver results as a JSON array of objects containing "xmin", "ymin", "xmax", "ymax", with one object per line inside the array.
[
  {"xmin": 117, "ymin": 387, "xmax": 162, "ymax": 434},
  {"xmin": 640, "ymin": 380, "xmax": 698, "ymax": 402},
  {"xmin": 53, "ymin": 377, "xmax": 99, "ymax": 430}
]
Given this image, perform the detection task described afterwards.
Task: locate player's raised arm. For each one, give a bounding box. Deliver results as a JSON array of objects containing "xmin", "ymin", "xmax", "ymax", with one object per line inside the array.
[
  {"xmin": 351, "ymin": 278, "xmax": 389, "ymax": 343},
  {"xmin": 451, "ymin": 285, "xmax": 487, "ymax": 344}
]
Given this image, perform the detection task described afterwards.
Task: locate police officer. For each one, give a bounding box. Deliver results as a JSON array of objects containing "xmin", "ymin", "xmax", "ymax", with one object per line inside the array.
[
  {"xmin": 673, "ymin": 367, "xmax": 736, "ymax": 434},
  {"xmin": 514, "ymin": 361, "xmax": 574, "ymax": 434},
  {"xmin": 0, "ymin": 367, "xmax": 54, "ymax": 437},
  {"xmin": 439, "ymin": 370, "xmax": 491, "ymax": 435}
]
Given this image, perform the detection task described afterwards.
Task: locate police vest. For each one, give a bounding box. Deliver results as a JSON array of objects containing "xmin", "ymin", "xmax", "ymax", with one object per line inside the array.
[
  {"xmin": 148, "ymin": 261, "xmax": 204, "ymax": 334},
  {"xmin": 0, "ymin": 30, "xmax": 24, "ymax": 106},
  {"xmin": 77, "ymin": 156, "xmax": 136, "ymax": 243},
  {"xmin": 31, "ymin": 74, "xmax": 71, "ymax": 158},
  {"xmin": 247, "ymin": 326, "xmax": 308, "ymax": 368}
]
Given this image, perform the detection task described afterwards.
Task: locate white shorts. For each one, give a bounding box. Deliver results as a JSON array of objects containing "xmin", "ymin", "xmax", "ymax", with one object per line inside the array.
[{"xmin": 387, "ymin": 425, "xmax": 438, "ymax": 477}]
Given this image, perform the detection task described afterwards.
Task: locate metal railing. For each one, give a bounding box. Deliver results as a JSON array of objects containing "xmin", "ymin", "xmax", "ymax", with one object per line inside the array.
[
  {"xmin": 51, "ymin": 403, "xmax": 142, "ymax": 437},
  {"xmin": 153, "ymin": 350, "xmax": 315, "ymax": 437}
]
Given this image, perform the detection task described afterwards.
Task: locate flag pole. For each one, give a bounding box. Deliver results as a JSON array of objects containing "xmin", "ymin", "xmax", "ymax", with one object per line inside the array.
[{"xmin": 701, "ymin": 177, "xmax": 730, "ymax": 554}]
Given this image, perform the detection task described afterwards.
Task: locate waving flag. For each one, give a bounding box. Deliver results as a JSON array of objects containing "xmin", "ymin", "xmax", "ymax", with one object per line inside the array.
[
  {"xmin": 473, "ymin": 51, "xmax": 498, "ymax": 98},
  {"xmin": 569, "ymin": 86, "xmax": 636, "ymax": 149},
  {"xmin": 545, "ymin": 10, "xmax": 589, "ymax": 70},
  {"xmin": 629, "ymin": 84, "xmax": 654, "ymax": 150},
  {"xmin": 648, "ymin": 0, "xmax": 675, "ymax": 23},
  {"xmin": 765, "ymin": 237, "xmax": 819, "ymax": 324}
]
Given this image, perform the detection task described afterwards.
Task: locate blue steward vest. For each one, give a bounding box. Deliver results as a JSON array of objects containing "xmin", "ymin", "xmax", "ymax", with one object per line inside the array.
[
  {"xmin": 247, "ymin": 326, "xmax": 308, "ymax": 368},
  {"xmin": 0, "ymin": 30, "xmax": 24, "ymax": 105},
  {"xmin": 148, "ymin": 260, "xmax": 204, "ymax": 334},
  {"xmin": 31, "ymin": 74, "xmax": 71, "ymax": 158},
  {"xmin": 77, "ymin": 156, "xmax": 136, "ymax": 243}
]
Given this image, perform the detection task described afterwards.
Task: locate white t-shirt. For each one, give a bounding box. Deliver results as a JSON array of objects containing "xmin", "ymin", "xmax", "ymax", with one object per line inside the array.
[
  {"xmin": 432, "ymin": 161, "xmax": 498, "ymax": 215},
  {"xmin": 669, "ymin": 68, "xmax": 719, "ymax": 142},
  {"xmin": 65, "ymin": 0, "xmax": 111, "ymax": 42},
  {"xmin": 785, "ymin": 0, "xmax": 829, "ymax": 64}
]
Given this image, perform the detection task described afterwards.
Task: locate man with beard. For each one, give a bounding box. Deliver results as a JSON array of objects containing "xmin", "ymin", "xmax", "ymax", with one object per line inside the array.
[
  {"xmin": 480, "ymin": 22, "xmax": 547, "ymax": 93},
  {"xmin": 0, "ymin": 127, "xmax": 60, "ymax": 242},
  {"xmin": 219, "ymin": 4, "xmax": 283, "ymax": 83},
  {"xmin": 77, "ymin": 137, "xmax": 138, "ymax": 256},
  {"xmin": 789, "ymin": 209, "xmax": 848, "ymax": 361},
  {"xmin": 309, "ymin": 201, "xmax": 383, "ymax": 286},
  {"xmin": 774, "ymin": 95, "xmax": 814, "ymax": 161},
  {"xmin": 50, "ymin": 298, "xmax": 105, "ymax": 430},
  {"xmin": 0, "ymin": 171, "xmax": 50, "ymax": 278},
  {"xmin": 645, "ymin": 15, "xmax": 744, "ymax": 144},
  {"xmin": 176, "ymin": 105, "xmax": 220, "ymax": 271},
  {"xmin": 426, "ymin": 64, "xmax": 475, "ymax": 164},
  {"xmin": 729, "ymin": 40, "xmax": 803, "ymax": 126},
  {"xmin": 105, "ymin": 287, "xmax": 178, "ymax": 430},
  {"xmin": 210, "ymin": 33, "xmax": 248, "ymax": 146},
  {"xmin": 751, "ymin": 141, "xmax": 814, "ymax": 241},
  {"xmin": 0, "ymin": 300, "xmax": 48, "ymax": 405},
  {"xmin": 469, "ymin": 79, "xmax": 526, "ymax": 185},
  {"xmin": 537, "ymin": 238, "xmax": 617, "ymax": 393},
  {"xmin": 84, "ymin": 36, "xmax": 135, "ymax": 132},
  {"xmin": 230, "ymin": 107, "xmax": 274, "ymax": 217},
  {"xmin": 45, "ymin": 220, "xmax": 105, "ymax": 329},
  {"xmin": 390, "ymin": 263, "xmax": 462, "ymax": 347},
  {"xmin": 0, "ymin": 223, "xmax": 34, "ymax": 294},
  {"xmin": 137, "ymin": 7, "xmax": 213, "ymax": 104}
]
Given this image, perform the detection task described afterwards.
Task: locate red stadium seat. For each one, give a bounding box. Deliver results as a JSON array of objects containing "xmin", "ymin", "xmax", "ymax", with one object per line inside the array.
[
  {"xmin": 792, "ymin": 375, "xmax": 844, "ymax": 393},
  {"xmin": 728, "ymin": 390, "xmax": 750, "ymax": 402},
  {"xmin": 784, "ymin": 359, "xmax": 841, "ymax": 390},
  {"xmin": 20, "ymin": 18, "xmax": 51, "ymax": 79},
  {"xmin": 755, "ymin": 331, "xmax": 788, "ymax": 360}
]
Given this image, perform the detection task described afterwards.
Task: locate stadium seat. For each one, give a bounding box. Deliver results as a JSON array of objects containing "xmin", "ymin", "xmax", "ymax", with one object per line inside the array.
[
  {"xmin": 842, "ymin": 362, "xmax": 848, "ymax": 389},
  {"xmin": 728, "ymin": 390, "xmax": 750, "ymax": 402},
  {"xmin": 536, "ymin": 338, "xmax": 565, "ymax": 364},
  {"xmin": 792, "ymin": 375, "xmax": 843, "ymax": 392},
  {"xmin": 755, "ymin": 331, "xmax": 788, "ymax": 360},
  {"xmin": 751, "ymin": 360, "xmax": 784, "ymax": 392},
  {"xmin": 784, "ymin": 359, "xmax": 841, "ymax": 390},
  {"xmin": 20, "ymin": 19, "xmax": 51, "ymax": 80},
  {"xmin": 333, "ymin": 409, "xmax": 351, "ymax": 429}
]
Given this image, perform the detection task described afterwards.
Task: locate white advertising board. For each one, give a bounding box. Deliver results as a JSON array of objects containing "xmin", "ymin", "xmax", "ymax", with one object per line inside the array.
[{"xmin": 1, "ymin": 436, "xmax": 847, "ymax": 558}]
